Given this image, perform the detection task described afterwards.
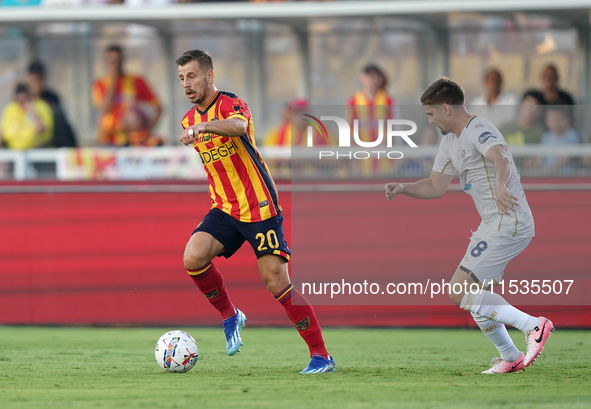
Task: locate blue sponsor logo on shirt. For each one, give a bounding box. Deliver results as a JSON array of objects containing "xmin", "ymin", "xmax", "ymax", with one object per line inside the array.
[
  {"xmin": 463, "ymin": 183, "xmax": 472, "ymax": 192},
  {"xmin": 478, "ymin": 132, "xmax": 497, "ymax": 144}
]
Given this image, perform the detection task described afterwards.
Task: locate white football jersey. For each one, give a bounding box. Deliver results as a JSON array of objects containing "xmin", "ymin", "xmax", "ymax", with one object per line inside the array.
[{"xmin": 432, "ymin": 116, "xmax": 535, "ymax": 239}]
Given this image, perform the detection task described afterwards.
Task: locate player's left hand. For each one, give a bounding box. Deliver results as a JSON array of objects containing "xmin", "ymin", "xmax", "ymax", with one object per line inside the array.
[{"xmin": 496, "ymin": 183, "xmax": 519, "ymax": 215}]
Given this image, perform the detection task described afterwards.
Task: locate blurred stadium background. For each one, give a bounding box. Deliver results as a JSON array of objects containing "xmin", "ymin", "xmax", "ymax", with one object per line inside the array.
[{"xmin": 0, "ymin": 0, "xmax": 589, "ymax": 327}]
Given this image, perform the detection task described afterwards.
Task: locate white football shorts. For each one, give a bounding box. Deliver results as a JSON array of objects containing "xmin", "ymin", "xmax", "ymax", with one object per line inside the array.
[{"xmin": 458, "ymin": 230, "xmax": 532, "ymax": 287}]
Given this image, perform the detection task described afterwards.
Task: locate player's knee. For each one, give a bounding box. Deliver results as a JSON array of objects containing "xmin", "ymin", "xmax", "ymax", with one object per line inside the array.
[
  {"xmin": 261, "ymin": 268, "xmax": 289, "ymax": 294},
  {"xmin": 183, "ymin": 250, "xmax": 211, "ymax": 271},
  {"xmin": 448, "ymin": 290, "xmax": 464, "ymax": 307},
  {"xmin": 263, "ymin": 276, "xmax": 286, "ymax": 295}
]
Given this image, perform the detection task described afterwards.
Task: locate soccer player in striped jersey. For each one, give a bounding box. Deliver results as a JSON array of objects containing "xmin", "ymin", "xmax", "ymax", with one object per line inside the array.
[
  {"xmin": 176, "ymin": 50, "xmax": 335, "ymax": 374},
  {"xmin": 385, "ymin": 78, "xmax": 554, "ymax": 374}
]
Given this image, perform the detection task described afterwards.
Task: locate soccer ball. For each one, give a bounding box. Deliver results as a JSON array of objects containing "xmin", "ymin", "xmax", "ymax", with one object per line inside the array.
[{"xmin": 155, "ymin": 330, "xmax": 199, "ymax": 373}]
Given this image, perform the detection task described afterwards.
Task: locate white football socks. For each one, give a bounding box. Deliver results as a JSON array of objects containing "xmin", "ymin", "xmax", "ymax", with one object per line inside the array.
[
  {"xmin": 461, "ymin": 290, "xmax": 541, "ymax": 334},
  {"xmin": 471, "ymin": 312, "xmax": 521, "ymax": 362}
]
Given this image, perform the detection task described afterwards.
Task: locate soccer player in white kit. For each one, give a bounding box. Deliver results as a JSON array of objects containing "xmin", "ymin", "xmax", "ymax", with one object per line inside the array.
[{"xmin": 385, "ymin": 78, "xmax": 554, "ymax": 374}]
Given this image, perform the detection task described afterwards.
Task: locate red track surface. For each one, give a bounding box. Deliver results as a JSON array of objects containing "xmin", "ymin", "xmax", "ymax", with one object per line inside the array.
[{"xmin": 0, "ymin": 182, "xmax": 589, "ymax": 327}]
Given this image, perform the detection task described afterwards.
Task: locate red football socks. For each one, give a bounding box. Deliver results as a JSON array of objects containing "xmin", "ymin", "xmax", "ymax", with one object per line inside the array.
[
  {"xmin": 187, "ymin": 262, "xmax": 236, "ymax": 321},
  {"xmin": 275, "ymin": 283, "xmax": 329, "ymax": 358}
]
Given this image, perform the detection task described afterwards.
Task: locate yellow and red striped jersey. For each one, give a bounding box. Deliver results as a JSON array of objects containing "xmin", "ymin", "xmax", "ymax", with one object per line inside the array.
[{"xmin": 182, "ymin": 91, "xmax": 281, "ymax": 223}]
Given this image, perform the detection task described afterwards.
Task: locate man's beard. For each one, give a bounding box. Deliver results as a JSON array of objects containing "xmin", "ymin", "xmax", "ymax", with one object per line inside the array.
[
  {"xmin": 188, "ymin": 79, "xmax": 209, "ymax": 104},
  {"xmin": 189, "ymin": 88, "xmax": 207, "ymax": 104}
]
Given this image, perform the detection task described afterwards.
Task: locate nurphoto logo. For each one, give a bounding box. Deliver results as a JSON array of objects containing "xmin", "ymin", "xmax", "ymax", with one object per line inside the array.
[{"xmin": 302, "ymin": 114, "xmax": 418, "ymax": 159}]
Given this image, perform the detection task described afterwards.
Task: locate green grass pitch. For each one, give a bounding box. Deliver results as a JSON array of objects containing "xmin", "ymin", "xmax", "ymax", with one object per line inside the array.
[{"xmin": 1, "ymin": 326, "xmax": 590, "ymax": 408}]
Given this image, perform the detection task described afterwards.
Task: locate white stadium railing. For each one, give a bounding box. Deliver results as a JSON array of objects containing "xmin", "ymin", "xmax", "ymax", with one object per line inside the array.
[{"xmin": 1, "ymin": 145, "xmax": 591, "ymax": 181}]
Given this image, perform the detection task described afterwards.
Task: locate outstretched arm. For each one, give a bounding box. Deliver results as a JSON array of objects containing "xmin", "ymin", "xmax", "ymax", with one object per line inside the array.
[
  {"xmin": 385, "ymin": 170, "xmax": 454, "ymax": 200},
  {"xmin": 486, "ymin": 144, "xmax": 518, "ymax": 215},
  {"xmin": 180, "ymin": 117, "xmax": 247, "ymax": 146}
]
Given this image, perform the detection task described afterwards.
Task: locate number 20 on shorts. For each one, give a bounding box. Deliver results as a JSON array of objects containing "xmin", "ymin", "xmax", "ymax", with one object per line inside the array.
[{"xmin": 256, "ymin": 230, "xmax": 280, "ymax": 251}]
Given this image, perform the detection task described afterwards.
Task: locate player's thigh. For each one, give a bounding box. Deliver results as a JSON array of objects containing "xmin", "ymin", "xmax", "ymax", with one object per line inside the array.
[
  {"xmin": 448, "ymin": 265, "xmax": 482, "ymax": 305},
  {"xmin": 184, "ymin": 209, "xmax": 244, "ymax": 268},
  {"xmin": 237, "ymin": 213, "xmax": 291, "ymax": 293},
  {"xmin": 184, "ymin": 232, "xmax": 225, "ymax": 267}
]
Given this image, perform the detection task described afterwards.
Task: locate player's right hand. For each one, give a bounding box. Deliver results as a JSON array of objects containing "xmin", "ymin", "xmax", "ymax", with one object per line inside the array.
[
  {"xmin": 385, "ymin": 182, "xmax": 404, "ymax": 200},
  {"xmin": 180, "ymin": 127, "xmax": 197, "ymax": 146},
  {"xmin": 495, "ymin": 183, "xmax": 519, "ymax": 215}
]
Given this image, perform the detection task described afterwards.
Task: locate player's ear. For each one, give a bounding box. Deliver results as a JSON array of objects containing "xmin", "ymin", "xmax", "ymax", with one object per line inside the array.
[
  {"xmin": 442, "ymin": 103, "xmax": 451, "ymax": 116},
  {"xmin": 206, "ymin": 69, "xmax": 214, "ymax": 84}
]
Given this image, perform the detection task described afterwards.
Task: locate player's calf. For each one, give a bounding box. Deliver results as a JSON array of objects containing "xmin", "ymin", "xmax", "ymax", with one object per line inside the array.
[
  {"xmin": 274, "ymin": 283, "xmax": 331, "ymax": 361},
  {"xmin": 186, "ymin": 262, "xmax": 236, "ymax": 321}
]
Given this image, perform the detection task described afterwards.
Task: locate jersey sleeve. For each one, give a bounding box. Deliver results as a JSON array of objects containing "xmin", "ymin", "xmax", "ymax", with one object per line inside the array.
[
  {"xmin": 468, "ymin": 122, "xmax": 507, "ymax": 157},
  {"xmin": 219, "ymin": 95, "xmax": 251, "ymax": 123},
  {"xmin": 432, "ymin": 138, "xmax": 456, "ymax": 175}
]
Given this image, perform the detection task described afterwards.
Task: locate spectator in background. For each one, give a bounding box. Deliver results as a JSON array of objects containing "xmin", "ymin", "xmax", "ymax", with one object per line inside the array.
[
  {"xmin": 0, "ymin": 83, "xmax": 53, "ymax": 150},
  {"xmin": 347, "ymin": 63, "xmax": 395, "ymax": 142},
  {"xmin": 539, "ymin": 64, "xmax": 575, "ymax": 105},
  {"xmin": 536, "ymin": 105, "xmax": 581, "ymax": 174},
  {"xmin": 93, "ymin": 44, "xmax": 162, "ymax": 146},
  {"xmin": 499, "ymin": 90, "xmax": 546, "ymax": 146},
  {"xmin": 262, "ymin": 98, "xmax": 318, "ymax": 179},
  {"xmin": 27, "ymin": 61, "xmax": 77, "ymax": 147},
  {"xmin": 348, "ymin": 63, "xmax": 395, "ymax": 176},
  {"xmin": 469, "ymin": 68, "xmax": 518, "ymax": 128},
  {"xmin": 123, "ymin": 105, "xmax": 163, "ymax": 147},
  {"xmin": 263, "ymin": 98, "xmax": 309, "ymax": 147}
]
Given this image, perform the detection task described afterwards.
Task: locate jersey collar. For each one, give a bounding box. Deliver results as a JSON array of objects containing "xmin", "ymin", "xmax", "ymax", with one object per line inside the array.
[
  {"xmin": 195, "ymin": 91, "xmax": 220, "ymax": 115},
  {"xmin": 465, "ymin": 115, "xmax": 477, "ymax": 129}
]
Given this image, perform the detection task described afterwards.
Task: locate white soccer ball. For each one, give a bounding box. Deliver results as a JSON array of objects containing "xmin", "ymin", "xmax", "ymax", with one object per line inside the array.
[{"xmin": 155, "ymin": 330, "xmax": 199, "ymax": 373}]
